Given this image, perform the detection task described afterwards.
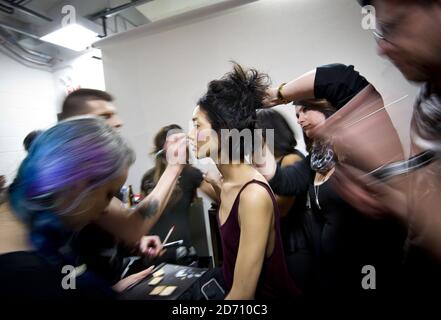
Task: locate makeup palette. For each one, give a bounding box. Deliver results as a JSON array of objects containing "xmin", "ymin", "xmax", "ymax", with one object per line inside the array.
[
  {"xmin": 159, "ymin": 286, "xmax": 177, "ymax": 296},
  {"xmin": 148, "ymin": 276, "xmax": 163, "ymax": 285},
  {"xmin": 120, "ymin": 263, "xmax": 208, "ymax": 300}
]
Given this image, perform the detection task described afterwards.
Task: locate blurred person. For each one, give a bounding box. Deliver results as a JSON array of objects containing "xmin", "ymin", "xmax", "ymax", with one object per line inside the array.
[
  {"xmin": 343, "ymin": 0, "xmax": 441, "ymax": 292},
  {"xmin": 189, "ymin": 63, "xmax": 300, "ymax": 300},
  {"xmin": 267, "ymin": 0, "xmax": 441, "ymax": 291},
  {"xmin": 292, "ymin": 1, "xmax": 441, "ymax": 265},
  {"xmin": 259, "ymin": 62, "xmax": 409, "ymax": 294},
  {"xmin": 324, "ymin": 2, "xmax": 441, "ymax": 242},
  {"xmin": 262, "ymin": 1, "xmax": 441, "ymax": 285},
  {"xmin": 261, "ymin": 63, "xmax": 405, "ymax": 219},
  {"xmin": 0, "ymin": 117, "xmax": 174, "ymax": 299}
]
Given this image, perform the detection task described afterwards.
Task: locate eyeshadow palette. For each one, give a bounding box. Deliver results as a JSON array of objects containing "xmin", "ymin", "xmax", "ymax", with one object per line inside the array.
[
  {"xmin": 120, "ymin": 263, "xmax": 208, "ymax": 300},
  {"xmin": 153, "ymin": 269, "xmax": 165, "ymax": 278},
  {"xmin": 148, "ymin": 276, "xmax": 164, "ymax": 286},
  {"xmin": 159, "ymin": 286, "xmax": 177, "ymax": 296},
  {"xmin": 149, "ymin": 286, "xmax": 166, "ymax": 296}
]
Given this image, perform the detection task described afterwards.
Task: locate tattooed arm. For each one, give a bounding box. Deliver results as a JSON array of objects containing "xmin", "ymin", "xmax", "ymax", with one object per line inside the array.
[
  {"xmin": 96, "ymin": 133, "xmax": 186, "ymax": 246},
  {"xmin": 96, "ymin": 165, "xmax": 182, "ymax": 246}
]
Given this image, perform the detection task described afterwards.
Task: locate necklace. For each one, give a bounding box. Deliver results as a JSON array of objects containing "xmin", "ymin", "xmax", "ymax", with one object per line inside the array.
[
  {"xmin": 313, "ymin": 168, "xmax": 334, "ymax": 210},
  {"xmin": 314, "ymin": 184, "xmax": 321, "ymax": 210}
]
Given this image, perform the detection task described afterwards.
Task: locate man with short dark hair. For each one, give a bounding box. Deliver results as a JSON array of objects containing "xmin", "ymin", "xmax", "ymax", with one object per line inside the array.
[{"xmin": 58, "ymin": 88, "xmax": 122, "ymax": 128}]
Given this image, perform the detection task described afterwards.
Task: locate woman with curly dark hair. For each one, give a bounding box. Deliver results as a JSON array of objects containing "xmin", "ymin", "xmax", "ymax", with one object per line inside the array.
[{"xmin": 189, "ymin": 63, "xmax": 300, "ymax": 300}]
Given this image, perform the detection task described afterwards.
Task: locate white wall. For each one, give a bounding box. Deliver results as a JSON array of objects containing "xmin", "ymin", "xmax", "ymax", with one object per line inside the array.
[
  {"xmin": 53, "ymin": 49, "xmax": 106, "ymax": 114},
  {"xmin": 0, "ymin": 53, "xmax": 57, "ymax": 185},
  {"xmin": 97, "ymin": 0, "xmax": 418, "ymax": 192},
  {"xmin": 0, "ymin": 47, "xmax": 106, "ymax": 185}
]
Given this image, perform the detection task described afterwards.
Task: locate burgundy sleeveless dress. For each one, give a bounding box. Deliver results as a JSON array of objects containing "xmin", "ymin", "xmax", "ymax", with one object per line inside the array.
[{"xmin": 218, "ymin": 179, "xmax": 301, "ymax": 300}]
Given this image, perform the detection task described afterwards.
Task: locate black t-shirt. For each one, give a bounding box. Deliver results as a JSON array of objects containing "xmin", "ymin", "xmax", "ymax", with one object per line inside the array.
[
  {"xmin": 270, "ymin": 62, "xmax": 373, "ymax": 201},
  {"xmin": 314, "ymin": 63, "xmax": 370, "ymax": 109},
  {"xmin": 141, "ymin": 165, "xmax": 204, "ymax": 247},
  {"xmin": 70, "ymin": 224, "xmax": 124, "ymax": 284},
  {"xmin": 0, "ymin": 251, "xmax": 115, "ymax": 299}
]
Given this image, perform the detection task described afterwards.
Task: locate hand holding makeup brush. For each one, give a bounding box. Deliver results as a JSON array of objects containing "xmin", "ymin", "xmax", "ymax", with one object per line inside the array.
[
  {"xmin": 163, "ymin": 133, "xmax": 188, "ymax": 167},
  {"xmin": 139, "ymin": 235, "xmax": 163, "ymax": 258}
]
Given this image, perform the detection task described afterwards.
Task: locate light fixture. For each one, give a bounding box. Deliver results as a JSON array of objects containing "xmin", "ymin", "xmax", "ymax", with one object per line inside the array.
[{"xmin": 40, "ymin": 24, "xmax": 99, "ymax": 52}]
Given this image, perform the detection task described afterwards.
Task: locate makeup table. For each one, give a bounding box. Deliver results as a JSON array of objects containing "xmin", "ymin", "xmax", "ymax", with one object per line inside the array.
[{"xmin": 119, "ymin": 263, "xmax": 207, "ymax": 300}]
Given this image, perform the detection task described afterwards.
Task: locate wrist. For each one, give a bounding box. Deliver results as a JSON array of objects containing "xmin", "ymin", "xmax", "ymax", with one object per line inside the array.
[
  {"xmin": 166, "ymin": 163, "xmax": 184, "ymax": 175},
  {"xmin": 277, "ymin": 83, "xmax": 289, "ymax": 104}
]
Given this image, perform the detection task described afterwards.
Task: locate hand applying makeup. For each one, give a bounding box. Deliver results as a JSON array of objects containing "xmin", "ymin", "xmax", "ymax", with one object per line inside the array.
[{"xmin": 163, "ymin": 132, "xmax": 188, "ymax": 167}]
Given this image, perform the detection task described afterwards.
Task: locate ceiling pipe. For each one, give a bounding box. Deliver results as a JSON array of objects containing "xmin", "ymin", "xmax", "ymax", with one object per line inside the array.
[
  {"xmin": 0, "ymin": 41, "xmax": 52, "ymax": 70},
  {"xmin": 0, "ymin": 26, "xmax": 52, "ymax": 61},
  {"xmin": 10, "ymin": 38, "xmax": 53, "ymax": 62},
  {"xmin": 0, "ymin": 3, "xmax": 13, "ymax": 14},
  {"xmin": 0, "ymin": 20, "xmax": 40, "ymax": 40},
  {"xmin": 0, "ymin": 0, "xmax": 52, "ymax": 22},
  {"xmin": 0, "ymin": 32, "xmax": 53, "ymax": 68},
  {"xmin": 16, "ymin": 43, "xmax": 53, "ymax": 61}
]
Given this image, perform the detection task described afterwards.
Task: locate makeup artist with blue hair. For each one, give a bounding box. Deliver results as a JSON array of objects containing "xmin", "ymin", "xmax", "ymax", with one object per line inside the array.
[{"xmin": 0, "ymin": 117, "xmax": 184, "ymax": 299}]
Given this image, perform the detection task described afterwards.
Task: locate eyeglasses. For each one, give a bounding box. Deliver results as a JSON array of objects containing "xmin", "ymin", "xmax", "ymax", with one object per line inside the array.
[
  {"xmin": 372, "ymin": 13, "xmax": 406, "ymax": 45},
  {"xmin": 372, "ymin": 24, "xmax": 394, "ymax": 44},
  {"xmin": 372, "ymin": 29, "xmax": 387, "ymax": 42}
]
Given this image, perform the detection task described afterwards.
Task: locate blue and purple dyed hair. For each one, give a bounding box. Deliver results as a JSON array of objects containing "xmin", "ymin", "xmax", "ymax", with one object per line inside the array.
[{"xmin": 8, "ymin": 117, "xmax": 135, "ymax": 261}]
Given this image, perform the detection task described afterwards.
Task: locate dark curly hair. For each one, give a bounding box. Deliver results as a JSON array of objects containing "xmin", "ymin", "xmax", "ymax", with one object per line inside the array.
[{"xmin": 198, "ymin": 62, "xmax": 270, "ymax": 161}]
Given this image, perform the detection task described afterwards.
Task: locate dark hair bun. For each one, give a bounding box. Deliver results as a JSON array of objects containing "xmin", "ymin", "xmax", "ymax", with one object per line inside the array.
[{"xmin": 198, "ymin": 62, "xmax": 270, "ymax": 132}]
